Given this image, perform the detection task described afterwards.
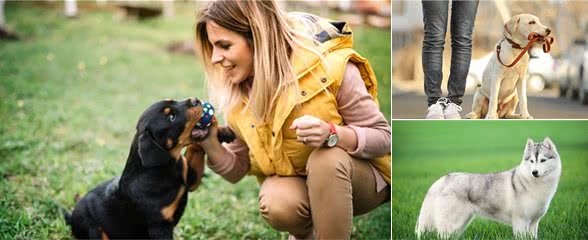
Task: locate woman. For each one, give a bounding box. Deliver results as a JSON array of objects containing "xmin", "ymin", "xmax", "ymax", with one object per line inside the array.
[{"xmin": 193, "ymin": 1, "xmax": 390, "ymax": 239}]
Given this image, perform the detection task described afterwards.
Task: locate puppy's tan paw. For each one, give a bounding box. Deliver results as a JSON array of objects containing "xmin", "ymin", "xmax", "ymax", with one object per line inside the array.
[
  {"xmin": 521, "ymin": 114, "xmax": 534, "ymax": 119},
  {"xmin": 485, "ymin": 113, "xmax": 498, "ymax": 119},
  {"xmin": 464, "ymin": 112, "xmax": 479, "ymax": 119}
]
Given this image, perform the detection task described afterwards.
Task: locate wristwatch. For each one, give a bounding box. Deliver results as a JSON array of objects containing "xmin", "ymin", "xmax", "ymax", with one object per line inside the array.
[{"xmin": 325, "ymin": 122, "xmax": 339, "ymax": 148}]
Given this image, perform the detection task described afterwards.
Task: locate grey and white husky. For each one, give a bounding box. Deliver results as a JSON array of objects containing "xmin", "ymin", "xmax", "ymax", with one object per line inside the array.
[{"xmin": 415, "ymin": 137, "xmax": 561, "ymax": 239}]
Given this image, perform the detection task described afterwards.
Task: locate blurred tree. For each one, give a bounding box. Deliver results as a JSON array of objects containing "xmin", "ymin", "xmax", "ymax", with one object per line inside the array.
[
  {"xmin": 0, "ymin": 0, "xmax": 18, "ymax": 40},
  {"xmin": 162, "ymin": 0, "xmax": 174, "ymax": 18},
  {"xmin": 0, "ymin": 0, "xmax": 5, "ymax": 28},
  {"xmin": 64, "ymin": 0, "xmax": 78, "ymax": 18}
]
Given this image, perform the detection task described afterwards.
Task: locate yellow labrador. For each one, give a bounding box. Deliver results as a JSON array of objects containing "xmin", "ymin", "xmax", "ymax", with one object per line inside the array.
[{"xmin": 465, "ymin": 14, "xmax": 551, "ymax": 119}]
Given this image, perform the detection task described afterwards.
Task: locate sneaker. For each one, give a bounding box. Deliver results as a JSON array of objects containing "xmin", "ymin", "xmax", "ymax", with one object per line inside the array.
[
  {"xmin": 444, "ymin": 102, "xmax": 463, "ymax": 119},
  {"xmin": 426, "ymin": 98, "xmax": 447, "ymax": 119}
]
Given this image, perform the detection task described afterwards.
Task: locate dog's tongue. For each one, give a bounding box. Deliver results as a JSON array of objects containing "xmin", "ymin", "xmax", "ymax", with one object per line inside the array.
[{"xmin": 191, "ymin": 128, "xmax": 209, "ymax": 140}]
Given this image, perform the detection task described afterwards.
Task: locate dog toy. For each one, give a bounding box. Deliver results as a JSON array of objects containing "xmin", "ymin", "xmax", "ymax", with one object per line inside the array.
[
  {"xmin": 192, "ymin": 101, "xmax": 236, "ymax": 143},
  {"xmin": 195, "ymin": 101, "xmax": 215, "ymax": 129}
]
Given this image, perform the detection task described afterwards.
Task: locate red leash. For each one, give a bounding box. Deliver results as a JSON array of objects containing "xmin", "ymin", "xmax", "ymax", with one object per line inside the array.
[{"xmin": 496, "ymin": 32, "xmax": 554, "ymax": 68}]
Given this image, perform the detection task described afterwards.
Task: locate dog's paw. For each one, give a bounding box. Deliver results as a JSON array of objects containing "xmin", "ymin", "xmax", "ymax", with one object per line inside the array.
[
  {"xmin": 464, "ymin": 112, "xmax": 478, "ymax": 119},
  {"xmin": 217, "ymin": 127, "xmax": 236, "ymax": 143},
  {"xmin": 485, "ymin": 113, "xmax": 498, "ymax": 119},
  {"xmin": 521, "ymin": 114, "xmax": 534, "ymax": 119}
]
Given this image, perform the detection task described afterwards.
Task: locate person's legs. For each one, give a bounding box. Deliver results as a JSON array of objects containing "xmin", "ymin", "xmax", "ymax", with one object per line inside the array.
[
  {"xmin": 306, "ymin": 147, "xmax": 389, "ymax": 239},
  {"xmin": 259, "ymin": 176, "xmax": 313, "ymax": 239},
  {"xmin": 350, "ymin": 156, "xmax": 390, "ymax": 216},
  {"xmin": 447, "ymin": 0, "xmax": 479, "ymax": 105},
  {"xmin": 422, "ymin": 0, "xmax": 449, "ymax": 106}
]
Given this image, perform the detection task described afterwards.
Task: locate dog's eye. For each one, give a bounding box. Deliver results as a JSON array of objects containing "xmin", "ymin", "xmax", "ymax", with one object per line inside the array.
[
  {"xmin": 529, "ymin": 21, "xmax": 536, "ymax": 24},
  {"xmin": 530, "ymin": 160, "xmax": 534, "ymax": 163},
  {"xmin": 540, "ymin": 159, "xmax": 546, "ymax": 163},
  {"xmin": 168, "ymin": 114, "xmax": 176, "ymax": 122}
]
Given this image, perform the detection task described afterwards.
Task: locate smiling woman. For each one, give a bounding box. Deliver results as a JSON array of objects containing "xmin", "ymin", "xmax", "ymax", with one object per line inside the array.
[
  {"xmin": 205, "ymin": 20, "xmax": 253, "ymax": 86},
  {"xmin": 193, "ymin": 0, "xmax": 391, "ymax": 239}
]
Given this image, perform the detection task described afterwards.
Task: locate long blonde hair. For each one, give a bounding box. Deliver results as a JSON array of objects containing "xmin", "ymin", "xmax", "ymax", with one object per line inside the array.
[{"xmin": 195, "ymin": 0, "xmax": 300, "ymax": 122}]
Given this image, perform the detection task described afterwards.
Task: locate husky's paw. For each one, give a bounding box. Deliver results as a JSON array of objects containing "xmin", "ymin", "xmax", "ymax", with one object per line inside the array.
[
  {"xmin": 464, "ymin": 112, "xmax": 478, "ymax": 119},
  {"xmin": 485, "ymin": 113, "xmax": 498, "ymax": 119},
  {"xmin": 521, "ymin": 114, "xmax": 534, "ymax": 119}
]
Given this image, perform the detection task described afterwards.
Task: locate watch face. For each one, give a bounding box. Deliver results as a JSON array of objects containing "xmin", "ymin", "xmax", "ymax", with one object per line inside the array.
[{"xmin": 327, "ymin": 134, "xmax": 339, "ymax": 147}]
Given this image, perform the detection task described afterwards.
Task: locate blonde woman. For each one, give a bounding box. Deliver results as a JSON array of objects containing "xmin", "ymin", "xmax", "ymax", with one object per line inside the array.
[{"xmin": 193, "ymin": 1, "xmax": 390, "ymax": 239}]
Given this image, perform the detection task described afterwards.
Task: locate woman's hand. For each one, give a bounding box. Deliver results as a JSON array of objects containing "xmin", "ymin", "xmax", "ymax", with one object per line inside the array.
[
  {"xmin": 289, "ymin": 115, "xmax": 330, "ymax": 148},
  {"xmin": 194, "ymin": 116, "xmax": 221, "ymax": 151}
]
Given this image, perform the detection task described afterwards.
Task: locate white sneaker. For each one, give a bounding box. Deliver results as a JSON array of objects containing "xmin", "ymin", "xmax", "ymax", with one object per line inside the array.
[
  {"xmin": 426, "ymin": 98, "xmax": 447, "ymax": 119},
  {"xmin": 444, "ymin": 102, "xmax": 463, "ymax": 119}
]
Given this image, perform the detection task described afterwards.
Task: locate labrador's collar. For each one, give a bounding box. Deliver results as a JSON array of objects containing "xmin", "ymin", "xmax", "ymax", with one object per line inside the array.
[{"xmin": 503, "ymin": 36, "xmax": 524, "ymax": 49}]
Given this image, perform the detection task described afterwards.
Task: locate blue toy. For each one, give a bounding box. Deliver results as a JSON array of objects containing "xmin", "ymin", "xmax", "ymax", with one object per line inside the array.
[{"xmin": 195, "ymin": 101, "xmax": 215, "ymax": 129}]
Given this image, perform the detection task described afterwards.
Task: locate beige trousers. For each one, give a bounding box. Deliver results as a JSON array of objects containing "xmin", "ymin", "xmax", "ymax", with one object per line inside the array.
[{"xmin": 258, "ymin": 147, "xmax": 390, "ymax": 239}]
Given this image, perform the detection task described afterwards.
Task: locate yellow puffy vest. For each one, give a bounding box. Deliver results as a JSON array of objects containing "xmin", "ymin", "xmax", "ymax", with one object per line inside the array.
[{"xmin": 226, "ymin": 14, "xmax": 391, "ymax": 184}]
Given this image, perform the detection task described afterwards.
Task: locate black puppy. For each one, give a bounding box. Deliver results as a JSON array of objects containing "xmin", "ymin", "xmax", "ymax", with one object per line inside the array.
[{"xmin": 63, "ymin": 98, "xmax": 234, "ymax": 239}]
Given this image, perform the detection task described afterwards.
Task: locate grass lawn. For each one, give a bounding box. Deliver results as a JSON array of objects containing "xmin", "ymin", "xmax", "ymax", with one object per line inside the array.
[
  {"xmin": 0, "ymin": 2, "xmax": 390, "ymax": 239},
  {"xmin": 392, "ymin": 121, "xmax": 588, "ymax": 240}
]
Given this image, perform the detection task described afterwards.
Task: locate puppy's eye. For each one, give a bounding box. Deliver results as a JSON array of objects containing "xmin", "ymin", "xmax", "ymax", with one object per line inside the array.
[
  {"xmin": 529, "ymin": 21, "xmax": 536, "ymax": 24},
  {"xmin": 168, "ymin": 114, "xmax": 176, "ymax": 122},
  {"xmin": 530, "ymin": 160, "xmax": 534, "ymax": 163},
  {"xmin": 540, "ymin": 159, "xmax": 546, "ymax": 163}
]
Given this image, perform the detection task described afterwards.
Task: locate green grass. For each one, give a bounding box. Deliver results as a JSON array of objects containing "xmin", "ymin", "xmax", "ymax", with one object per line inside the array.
[
  {"xmin": 392, "ymin": 121, "xmax": 588, "ymax": 240},
  {"xmin": 0, "ymin": 2, "xmax": 390, "ymax": 239}
]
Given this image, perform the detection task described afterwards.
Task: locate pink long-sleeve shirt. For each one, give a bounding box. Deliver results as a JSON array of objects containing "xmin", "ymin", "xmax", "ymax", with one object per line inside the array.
[{"xmin": 207, "ymin": 63, "xmax": 391, "ymax": 192}]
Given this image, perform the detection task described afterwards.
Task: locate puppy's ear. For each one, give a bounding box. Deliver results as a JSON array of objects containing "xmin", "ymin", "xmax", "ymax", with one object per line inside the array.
[
  {"xmin": 138, "ymin": 132, "xmax": 170, "ymax": 167},
  {"xmin": 504, "ymin": 17, "xmax": 519, "ymax": 37}
]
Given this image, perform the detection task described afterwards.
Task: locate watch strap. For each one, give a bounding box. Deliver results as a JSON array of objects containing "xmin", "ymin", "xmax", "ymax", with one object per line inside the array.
[{"xmin": 328, "ymin": 122, "xmax": 337, "ymax": 135}]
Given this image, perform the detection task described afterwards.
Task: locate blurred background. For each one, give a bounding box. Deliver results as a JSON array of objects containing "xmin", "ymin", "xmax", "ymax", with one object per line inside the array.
[
  {"xmin": 0, "ymin": 1, "xmax": 390, "ymax": 239},
  {"xmin": 392, "ymin": 0, "xmax": 588, "ymax": 118}
]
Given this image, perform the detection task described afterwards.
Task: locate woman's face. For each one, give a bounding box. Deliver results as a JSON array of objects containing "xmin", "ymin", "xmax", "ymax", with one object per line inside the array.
[{"xmin": 206, "ymin": 20, "xmax": 254, "ymax": 85}]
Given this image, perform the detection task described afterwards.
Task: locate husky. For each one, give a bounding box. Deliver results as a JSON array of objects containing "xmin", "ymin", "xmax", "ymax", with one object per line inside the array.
[{"xmin": 415, "ymin": 137, "xmax": 561, "ymax": 239}]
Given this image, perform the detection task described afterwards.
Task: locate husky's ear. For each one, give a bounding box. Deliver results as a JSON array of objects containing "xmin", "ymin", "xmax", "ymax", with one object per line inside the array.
[
  {"xmin": 524, "ymin": 138, "xmax": 534, "ymax": 153},
  {"xmin": 542, "ymin": 137, "xmax": 556, "ymax": 151},
  {"xmin": 526, "ymin": 138, "xmax": 534, "ymax": 147},
  {"xmin": 504, "ymin": 16, "xmax": 519, "ymax": 38},
  {"xmin": 138, "ymin": 132, "xmax": 170, "ymax": 167}
]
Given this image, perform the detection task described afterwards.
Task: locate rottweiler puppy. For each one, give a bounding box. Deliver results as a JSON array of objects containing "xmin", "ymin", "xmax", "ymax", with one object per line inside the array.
[{"xmin": 63, "ymin": 98, "xmax": 234, "ymax": 239}]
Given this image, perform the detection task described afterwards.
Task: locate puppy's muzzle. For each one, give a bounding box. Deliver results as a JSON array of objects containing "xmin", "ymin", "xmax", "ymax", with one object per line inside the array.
[{"xmin": 187, "ymin": 97, "xmax": 201, "ymax": 108}]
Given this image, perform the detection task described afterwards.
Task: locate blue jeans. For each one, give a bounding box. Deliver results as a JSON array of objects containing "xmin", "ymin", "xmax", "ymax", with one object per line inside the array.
[{"xmin": 422, "ymin": 0, "xmax": 479, "ymax": 106}]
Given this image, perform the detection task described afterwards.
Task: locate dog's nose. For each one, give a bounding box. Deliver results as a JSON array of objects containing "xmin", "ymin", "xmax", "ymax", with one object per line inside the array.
[
  {"xmin": 546, "ymin": 28, "xmax": 551, "ymax": 35},
  {"xmin": 532, "ymin": 170, "xmax": 539, "ymax": 177}
]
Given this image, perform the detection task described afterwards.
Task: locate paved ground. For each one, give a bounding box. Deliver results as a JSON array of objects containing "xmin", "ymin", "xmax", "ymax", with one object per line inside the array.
[{"xmin": 392, "ymin": 90, "xmax": 588, "ymax": 119}]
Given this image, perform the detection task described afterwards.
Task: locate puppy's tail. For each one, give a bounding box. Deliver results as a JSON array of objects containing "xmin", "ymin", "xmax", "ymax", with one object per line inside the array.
[{"xmin": 62, "ymin": 208, "xmax": 73, "ymax": 226}]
